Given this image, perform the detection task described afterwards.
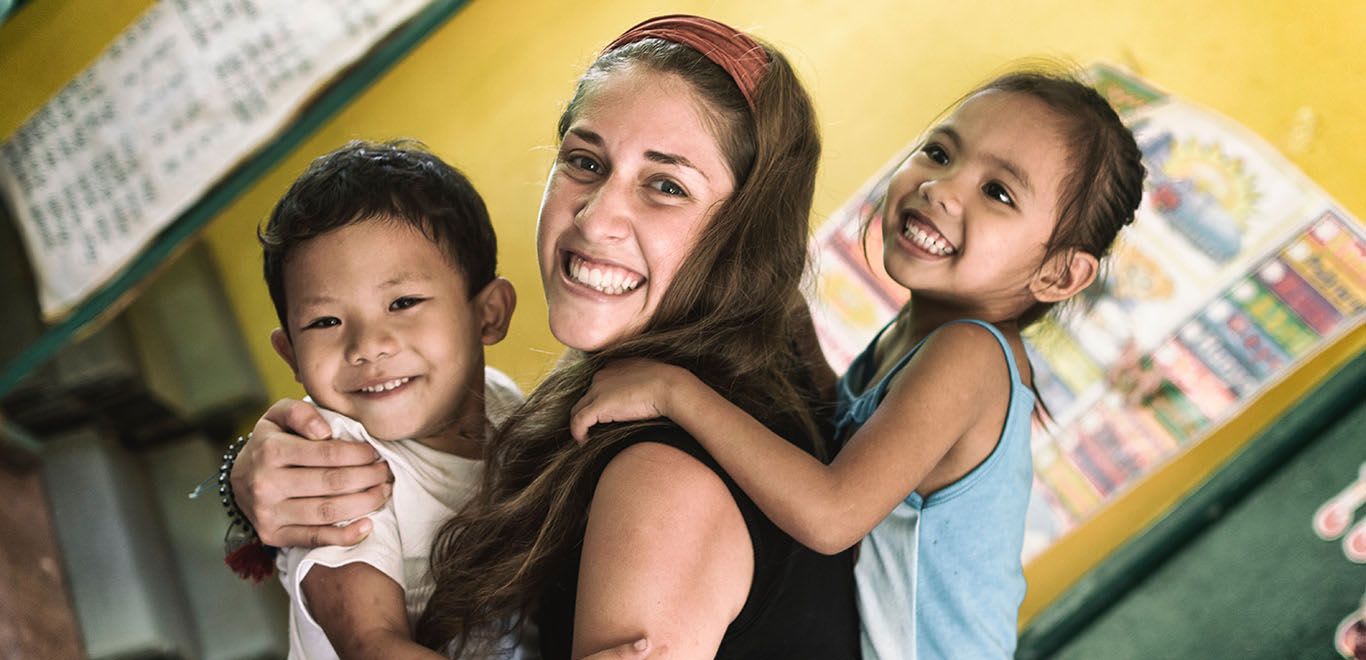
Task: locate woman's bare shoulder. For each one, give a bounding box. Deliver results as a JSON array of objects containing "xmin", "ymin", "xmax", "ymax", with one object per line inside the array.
[{"xmin": 574, "ymin": 439, "xmax": 753, "ymax": 657}]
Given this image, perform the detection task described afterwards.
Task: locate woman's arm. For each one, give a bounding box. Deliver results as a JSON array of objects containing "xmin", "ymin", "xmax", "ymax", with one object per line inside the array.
[
  {"xmin": 573, "ymin": 442, "xmax": 752, "ymax": 659},
  {"xmin": 231, "ymin": 398, "xmax": 392, "ymax": 547},
  {"xmin": 572, "ymin": 324, "xmax": 1008, "ymax": 554}
]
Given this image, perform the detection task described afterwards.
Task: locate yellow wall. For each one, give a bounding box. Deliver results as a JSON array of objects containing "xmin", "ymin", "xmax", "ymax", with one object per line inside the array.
[{"xmin": 3, "ymin": 0, "xmax": 1364, "ymax": 625}]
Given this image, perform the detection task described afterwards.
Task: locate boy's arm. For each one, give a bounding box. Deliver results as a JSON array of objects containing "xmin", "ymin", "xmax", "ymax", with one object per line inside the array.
[
  {"xmin": 302, "ymin": 563, "xmax": 441, "ymax": 659},
  {"xmin": 571, "ymin": 325, "xmax": 1006, "ymax": 554},
  {"xmin": 305, "ymin": 562, "xmax": 657, "ymax": 660}
]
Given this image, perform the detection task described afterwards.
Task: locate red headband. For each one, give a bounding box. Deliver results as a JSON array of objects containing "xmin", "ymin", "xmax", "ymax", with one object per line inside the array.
[{"xmin": 603, "ymin": 14, "xmax": 771, "ymax": 110}]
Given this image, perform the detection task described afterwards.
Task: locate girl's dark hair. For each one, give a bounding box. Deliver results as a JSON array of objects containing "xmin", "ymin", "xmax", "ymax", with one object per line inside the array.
[
  {"xmin": 976, "ymin": 70, "xmax": 1147, "ymax": 326},
  {"xmin": 259, "ymin": 140, "xmax": 497, "ymax": 332},
  {"xmin": 415, "ymin": 37, "xmax": 824, "ymax": 653}
]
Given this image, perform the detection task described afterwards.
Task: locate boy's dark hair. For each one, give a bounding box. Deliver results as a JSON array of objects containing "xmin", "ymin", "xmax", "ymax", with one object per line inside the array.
[{"xmin": 259, "ymin": 140, "xmax": 497, "ymax": 332}]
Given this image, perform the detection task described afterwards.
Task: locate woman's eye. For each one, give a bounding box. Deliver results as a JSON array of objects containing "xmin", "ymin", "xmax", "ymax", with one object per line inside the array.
[
  {"xmin": 390, "ymin": 296, "xmax": 425, "ymax": 311},
  {"xmin": 650, "ymin": 178, "xmax": 687, "ymax": 197},
  {"xmin": 304, "ymin": 317, "xmax": 340, "ymax": 330},
  {"xmin": 567, "ymin": 154, "xmax": 604, "ymax": 174},
  {"xmin": 984, "ymin": 182, "xmax": 1014, "ymax": 206},
  {"xmin": 921, "ymin": 144, "xmax": 949, "ymax": 165}
]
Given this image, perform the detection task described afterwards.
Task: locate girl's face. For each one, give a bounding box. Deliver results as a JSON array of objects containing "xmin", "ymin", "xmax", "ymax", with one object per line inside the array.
[
  {"xmin": 880, "ymin": 90, "xmax": 1072, "ymax": 319},
  {"xmin": 537, "ymin": 65, "xmax": 736, "ymax": 352}
]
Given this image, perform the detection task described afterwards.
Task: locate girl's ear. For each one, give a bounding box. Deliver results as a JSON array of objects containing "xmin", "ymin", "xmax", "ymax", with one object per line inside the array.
[
  {"xmin": 474, "ymin": 277, "xmax": 517, "ymax": 345},
  {"xmin": 1030, "ymin": 250, "xmax": 1099, "ymax": 303}
]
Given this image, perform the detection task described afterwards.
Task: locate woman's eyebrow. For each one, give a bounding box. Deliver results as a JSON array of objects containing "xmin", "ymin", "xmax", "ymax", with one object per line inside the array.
[
  {"xmin": 646, "ymin": 150, "xmax": 708, "ymax": 180},
  {"xmin": 567, "ymin": 127, "xmax": 709, "ymax": 181},
  {"xmin": 568, "ymin": 127, "xmax": 604, "ymax": 146}
]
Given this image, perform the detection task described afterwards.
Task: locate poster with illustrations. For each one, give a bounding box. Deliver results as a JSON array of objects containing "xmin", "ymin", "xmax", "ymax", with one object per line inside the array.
[
  {"xmin": 807, "ymin": 64, "xmax": 1366, "ymax": 560},
  {"xmin": 0, "ymin": 0, "xmax": 432, "ymax": 321}
]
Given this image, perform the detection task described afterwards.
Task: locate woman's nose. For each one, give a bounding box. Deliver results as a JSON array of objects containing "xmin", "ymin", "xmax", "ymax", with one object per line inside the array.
[
  {"xmin": 919, "ymin": 177, "xmax": 963, "ymax": 217},
  {"xmin": 345, "ymin": 321, "xmax": 398, "ymax": 365},
  {"xmin": 574, "ymin": 177, "xmax": 632, "ymax": 242}
]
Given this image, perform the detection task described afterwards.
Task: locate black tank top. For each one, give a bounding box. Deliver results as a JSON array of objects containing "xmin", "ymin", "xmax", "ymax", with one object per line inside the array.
[{"xmin": 535, "ymin": 422, "xmax": 862, "ymax": 659}]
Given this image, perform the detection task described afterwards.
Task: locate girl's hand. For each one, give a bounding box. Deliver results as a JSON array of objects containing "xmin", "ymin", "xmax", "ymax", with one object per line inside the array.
[
  {"xmin": 230, "ymin": 398, "xmax": 394, "ymax": 547},
  {"xmin": 570, "ymin": 359, "xmax": 688, "ymax": 444},
  {"xmin": 580, "ymin": 638, "xmax": 652, "ymax": 659}
]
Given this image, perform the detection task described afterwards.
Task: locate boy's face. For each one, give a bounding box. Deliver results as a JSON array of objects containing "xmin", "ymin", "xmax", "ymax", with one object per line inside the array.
[{"xmin": 271, "ymin": 217, "xmax": 511, "ymax": 451}]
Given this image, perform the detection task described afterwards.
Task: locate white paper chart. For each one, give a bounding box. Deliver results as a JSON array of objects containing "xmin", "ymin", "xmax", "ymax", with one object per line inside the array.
[{"xmin": 0, "ymin": 0, "xmax": 430, "ymax": 320}]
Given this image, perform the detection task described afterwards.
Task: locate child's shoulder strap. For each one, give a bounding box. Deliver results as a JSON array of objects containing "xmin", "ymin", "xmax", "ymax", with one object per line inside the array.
[{"xmin": 933, "ymin": 319, "xmax": 1024, "ymax": 387}]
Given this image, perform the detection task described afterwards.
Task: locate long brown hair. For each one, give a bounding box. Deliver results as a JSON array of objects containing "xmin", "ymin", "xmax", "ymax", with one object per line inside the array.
[{"xmin": 414, "ymin": 36, "xmax": 824, "ymax": 653}]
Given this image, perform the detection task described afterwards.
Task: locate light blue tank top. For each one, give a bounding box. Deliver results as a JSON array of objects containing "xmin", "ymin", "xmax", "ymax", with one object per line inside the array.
[{"xmin": 834, "ymin": 319, "xmax": 1033, "ymax": 660}]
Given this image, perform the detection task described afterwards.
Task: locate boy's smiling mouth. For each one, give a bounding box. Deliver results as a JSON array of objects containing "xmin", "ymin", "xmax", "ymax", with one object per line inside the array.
[
  {"xmin": 563, "ymin": 251, "xmax": 645, "ymax": 296},
  {"xmin": 354, "ymin": 376, "xmax": 415, "ymax": 394},
  {"xmin": 900, "ymin": 210, "xmax": 958, "ymax": 257}
]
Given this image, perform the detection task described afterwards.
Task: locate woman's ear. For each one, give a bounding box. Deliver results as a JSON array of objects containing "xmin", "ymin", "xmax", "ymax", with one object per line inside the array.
[
  {"xmin": 474, "ymin": 277, "xmax": 517, "ymax": 345},
  {"xmin": 1030, "ymin": 250, "xmax": 1099, "ymax": 304}
]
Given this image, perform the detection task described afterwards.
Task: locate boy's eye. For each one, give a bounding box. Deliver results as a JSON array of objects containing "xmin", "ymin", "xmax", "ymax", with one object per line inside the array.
[
  {"xmin": 304, "ymin": 317, "xmax": 340, "ymax": 330},
  {"xmin": 921, "ymin": 143, "xmax": 949, "ymax": 165},
  {"xmin": 649, "ymin": 178, "xmax": 687, "ymax": 197},
  {"xmin": 983, "ymin": 181, "xmax": 1014, "ymax": 206},
  {"xmin": 390, "ymin": 296, "xmax": 425, "ymax": 311}
]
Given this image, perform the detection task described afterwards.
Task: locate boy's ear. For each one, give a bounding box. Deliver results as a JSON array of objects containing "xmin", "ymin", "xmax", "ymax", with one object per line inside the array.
[
  {"xmin": 473, "ymin": 277, "xmax": 516, "ymax": 346},
  {"xmin": 269, "ymin": 328, "xmax": 302, "ymax": 380},
  {"xmin": 1030, "ymin": 250, "xmax": 1099, "ymax": 304}
]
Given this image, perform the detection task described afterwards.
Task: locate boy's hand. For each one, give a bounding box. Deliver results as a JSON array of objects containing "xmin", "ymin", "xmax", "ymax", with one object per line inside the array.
[
  {"xmin": 570, "ymin": 359, "xmax": 687, "ymax": 444},
  {"xmin": 232, "ymin": 398, "xmax": 393, "ymax": 547},
  {"xmin": 580, "ymin": 637, "xmax": 652, "ymax": 659}
]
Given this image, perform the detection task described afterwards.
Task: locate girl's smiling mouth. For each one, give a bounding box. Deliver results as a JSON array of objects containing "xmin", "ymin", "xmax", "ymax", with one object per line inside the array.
[
  {"xmin": 900, "ymin": 210, "xmax": 958, "ymax": 257},
  {"xmin": 562, "ymin": 251, "xmax": 646, "ymax": 296}
]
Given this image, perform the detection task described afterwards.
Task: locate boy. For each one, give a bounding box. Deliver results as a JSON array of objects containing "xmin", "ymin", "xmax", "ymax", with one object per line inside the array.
[{"xmin": 259, "ymin": 140, "xmax": 521, "ymax": 659}]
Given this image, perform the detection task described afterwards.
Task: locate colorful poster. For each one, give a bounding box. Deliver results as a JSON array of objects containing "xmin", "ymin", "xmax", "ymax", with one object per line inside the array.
[{"xmin": 807, "ymin": 64, "xmax": 1366, "ymax": 561}]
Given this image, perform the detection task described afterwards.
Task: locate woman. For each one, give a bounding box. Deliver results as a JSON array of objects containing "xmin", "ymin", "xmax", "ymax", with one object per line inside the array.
[{"xmin": 234, "ymin": 15, "xmax": 860, "ymax": 659}]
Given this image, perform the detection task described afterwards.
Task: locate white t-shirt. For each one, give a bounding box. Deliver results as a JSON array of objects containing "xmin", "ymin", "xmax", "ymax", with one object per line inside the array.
[{"xmin": 278, "ymin": 367, "xmax": 524, "ymax": 659}]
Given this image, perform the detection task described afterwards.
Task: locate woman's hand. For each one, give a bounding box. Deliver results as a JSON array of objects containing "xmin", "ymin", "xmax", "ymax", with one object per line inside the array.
[
  {"xmin": 231, "ymin": 398, "xmax": 393, "ymax": 547},
  {"xmin": 570, "ymin": 359, "xmax": 690, "ymax": 443}
]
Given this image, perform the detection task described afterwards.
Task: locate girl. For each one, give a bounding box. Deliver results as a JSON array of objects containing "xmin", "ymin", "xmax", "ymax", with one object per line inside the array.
[{"xmin": 570, "ymin": 71, "xmax": 1146, "ymax": 659}]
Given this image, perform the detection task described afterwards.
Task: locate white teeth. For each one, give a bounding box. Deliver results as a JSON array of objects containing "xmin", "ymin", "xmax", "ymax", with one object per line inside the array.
[
  {"xmin": 902, "ymin": 222, "xmax": 955, "ymax": 256},
  {"xmin": 567, "ymin": 254, "xmax": 643, "ymax": 295},
  {"xmin": 360, "ymin": 377, "xmax": 410, "ymax": 393}
]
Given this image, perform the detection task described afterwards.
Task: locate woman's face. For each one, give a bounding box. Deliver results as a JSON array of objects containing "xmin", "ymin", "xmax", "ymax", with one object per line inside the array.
[{"xmin": 537, "ymin": 65, "xmax": 737, "ymax": 352}]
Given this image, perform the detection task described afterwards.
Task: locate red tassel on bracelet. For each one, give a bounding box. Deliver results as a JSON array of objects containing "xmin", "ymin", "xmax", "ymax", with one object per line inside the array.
[{"xmin": 225, "ymin": 540, "xmax": 278, "ymax": 582}]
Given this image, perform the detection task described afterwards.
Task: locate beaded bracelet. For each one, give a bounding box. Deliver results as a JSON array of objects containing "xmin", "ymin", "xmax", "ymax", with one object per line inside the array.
[{"xmin": 216, "ymin": 434, "xmax": 278, "ymax": 581}]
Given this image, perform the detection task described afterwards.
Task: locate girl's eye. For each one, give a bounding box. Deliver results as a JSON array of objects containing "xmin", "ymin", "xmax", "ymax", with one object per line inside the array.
[
  {"xmin": 921, "ymin": 143, "xmax": 949, "ymax": 165},
  {"xmin": 304, "ymin": 317, "xmax": 340, "ymax": 330},
  {"xmin": 649, "ymin": 178, "xmax": 687, "ymax": 197},
  {"xmin": 390, "ymin": 296, "xmax": 425, "ymax": 311},
  {"xmin": 983, "ymin": 182, "xmax": 1015, "ymax": 207}
]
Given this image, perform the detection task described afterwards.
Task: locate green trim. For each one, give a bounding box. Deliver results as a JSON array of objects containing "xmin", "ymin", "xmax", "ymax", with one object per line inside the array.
[
  {"xmin": 1016, "ymin": 347, "xmax": 1366, "ymax": 659},
  {"xmin": 0, "ymin": 0, "xmax": 26, "ymax": 26},
  {"xmin": 0, "ymin": 0, "xmax": 470, "ymax": 398}
]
